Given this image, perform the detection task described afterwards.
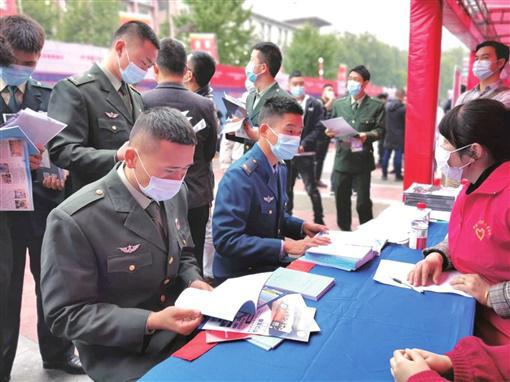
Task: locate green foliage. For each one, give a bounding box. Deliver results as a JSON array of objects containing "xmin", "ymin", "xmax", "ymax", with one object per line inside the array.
[
  {"xmin": 439, "ymin": 47, "xmax": 466, "ymax": 103},
  {"xmin": 175, "ymin": 0, "xmax": 253, "ymax": 65},
  {"xmin": 286, "ymin": 27, "xmax": 409, "ymax": 88},
  {"xmin": 18, "ymin": 0, "xmax": 61, "ymax": 39},
  {"xmin": 285, "ymin": 24, "xmax": 338, "ymax": 78},
  {"xmin": 19, "ymin": 0, "xmax": 119, "ymax": 47}
]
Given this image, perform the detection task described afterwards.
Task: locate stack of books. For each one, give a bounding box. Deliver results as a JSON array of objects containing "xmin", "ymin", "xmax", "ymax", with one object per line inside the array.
[
  {"xmin": 302, "ymin": 231, "xmax": 385, "ymax": 271},
  {"xmin": 403, "ymin": 183, "xmax": 461, "ymax": 211}
]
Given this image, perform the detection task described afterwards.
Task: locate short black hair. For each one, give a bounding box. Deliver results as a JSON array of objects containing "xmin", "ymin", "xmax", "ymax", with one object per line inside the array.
[
  {"xmin": 323, "ymin": 83, "xmax": 334, "ymax": 90},
  {"xmin": 188, "ymin": 51, "xmax": 216, "ymax": 88},
  {"xmin": 349, "ymin": 65, "xmax": 371, "ymax": 82},
  {"xmin": 289, "ymin": 70, "xmax": 303, "ymax": 80},
  {"xmin": 0, "ymin": 34, "xmax": 14, "ymax": 66},
  {"xmin": 259, "ymin": 96, "xmax": 303, "ymax": 124},
  {"xmin": 252, "ymin": 42, "xmax": 282, "ymax": 78},
  {"xmin": 376, "ymin": 92, "xmax": 388, "ymax": 100},
  {"xmin": 476, "ymin": 40, "xmax": 509, "ymax": 68},
  {"xmin": 130, "ymin": 107, "xmax": 197, "ymax": 146},
  {"xmin": 439, "ymin": 99, "xmax": 510, "ymax": 163},
  {"xmin": 0, "ymin": 15, "xmax": 45, "ymax": 53},
  {"xmin": 157, "ymin": 38, "xmax": 186, "ymax": 75},
  {"xmin": 113, "ymin": 21, "xmax": 159, "ymax": 50}
]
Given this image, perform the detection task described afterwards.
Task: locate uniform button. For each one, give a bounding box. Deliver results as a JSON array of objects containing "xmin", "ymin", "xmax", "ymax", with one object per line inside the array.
[
  {"xmin": 269, "ymin": 209, "xmax": 273, "ymax": 214},
  {"xmin": 252, "ymin": 159, "xmax": 257, "ymax": 163},
  {"xmin": 112, "ymin": 125, "xmax": 117, "ymax": 131},
  {"xmin": 160, "ymin": 294, "xmax": 166, "ymax": 303},
  {"xmin": 168, "ymin": 257, "xmax": 174, "ymax": 265},
  {"xmin": 182, "ymin": 239, "xmax": 187, "ymax": 245},
  {"xmin": 95, "ymin": 189, "xmax": 103, "ymax": 196},
  {"xmin": 352, "ymin": 120, "xmax": 355, "ymax": 124},
  {"xmin": 128, "ymin": 264, "xmax": 136, "ymax": 272},
  {"xmin": 163, "ymin": 278, "xmax": 171, "ymax": 285}
]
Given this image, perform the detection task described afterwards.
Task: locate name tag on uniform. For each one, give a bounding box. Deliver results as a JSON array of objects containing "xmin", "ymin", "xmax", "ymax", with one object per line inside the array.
[{"xmin": 350, "ymin": 137, "xmax": 363, "ymax": 152}]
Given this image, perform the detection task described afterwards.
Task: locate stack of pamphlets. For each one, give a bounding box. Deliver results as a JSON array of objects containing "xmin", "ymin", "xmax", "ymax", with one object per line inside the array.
[{"xmin": 403, "ymin": 183, "xmax": 461, "ymax": 211}]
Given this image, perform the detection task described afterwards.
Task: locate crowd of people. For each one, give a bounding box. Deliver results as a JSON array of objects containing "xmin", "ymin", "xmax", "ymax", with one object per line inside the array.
[{"xmin": 0, "ymin": 13, "xmax": 509, "ymax": 382}]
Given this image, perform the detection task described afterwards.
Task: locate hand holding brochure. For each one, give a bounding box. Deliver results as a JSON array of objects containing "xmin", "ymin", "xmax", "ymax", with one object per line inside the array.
[
  {"xmin": 321, "ymin": 117, "xmax": 358, "ymax": 139},
  {"xmin": 373, "ymin": 259, "xmax": 472, "ymax": 297},
  {"xmin": 175, "ymin": 272, "xmax": 271, "ymax": 321},
  {"xmin": 2, "ymin": 108, "xmax": 66, "ymax": 146}
]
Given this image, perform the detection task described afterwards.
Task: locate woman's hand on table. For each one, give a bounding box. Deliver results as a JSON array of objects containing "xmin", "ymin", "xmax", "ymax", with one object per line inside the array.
[
  {"xmin": 407, "ymin": 252, "xmax": 444, "ymax": 286},
  {"xmin": 450, "ymin": 273, "xmax": 491, "ymax": 306}
]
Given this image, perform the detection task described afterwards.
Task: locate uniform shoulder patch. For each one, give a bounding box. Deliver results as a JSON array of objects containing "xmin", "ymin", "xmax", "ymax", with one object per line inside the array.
[
  {"xmin": 30, "ymin": 80, "xmax": 52, "ymax": 91},
  {"xmin": 241, "ymin": 157, "xmax": 259, "ymax": 176},
  {"xmin": 68, "ymin": 72, "xmax": 96, "ymax": 86},
  {"xmin": 61, "ymin": 187, "xmax": 105, "ymax": 215}
]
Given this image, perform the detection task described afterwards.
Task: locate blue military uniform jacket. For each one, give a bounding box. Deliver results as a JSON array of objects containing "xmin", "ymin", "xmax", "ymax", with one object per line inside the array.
[{"xmin": 212, "ymin": 143, "xmax": 304, "ymax": 280}]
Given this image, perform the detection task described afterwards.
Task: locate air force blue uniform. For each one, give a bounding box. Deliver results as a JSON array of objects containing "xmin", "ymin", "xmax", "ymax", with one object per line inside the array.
[{"xmin": 212, "ymin": 143, "xmax": 304, "ymax": 280}]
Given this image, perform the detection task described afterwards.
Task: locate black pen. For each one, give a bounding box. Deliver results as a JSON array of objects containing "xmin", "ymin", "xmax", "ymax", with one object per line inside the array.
[{"xmin": 392, "ymin": 277, "xmax": 424, "ymax": 294}]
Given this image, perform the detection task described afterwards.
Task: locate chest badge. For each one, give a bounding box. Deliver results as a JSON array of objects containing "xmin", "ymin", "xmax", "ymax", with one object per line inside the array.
[
  {"xmin": 263, "ymin": 195, "xmax": 274, "ymax": 203},
  {"xmin": 473, "ymin": 220, "xmax": 492, "ymax": 241},
  {"xmin": 119, "ymin": 244, "xmax": 141, "ymax": 254},
  {"xmin": 105, "ymin": 111, "xmax": 119, "ymax": 119}
]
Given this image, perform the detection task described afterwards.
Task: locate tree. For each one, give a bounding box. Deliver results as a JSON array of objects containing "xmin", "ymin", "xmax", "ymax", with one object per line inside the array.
[
  {"xmin": 58, "ymin": 0, "xmax": 120, "ymax": 47},
  {"xmin": 439, "ymin": 47, "xmax": 466, "ymax": 103},
  {"xmin": 284, "ymin": 24, "xmax": 338, "ymax": 79},
  {"xmin": 19, "ymin": 0, "xmax": 61, "ymax": 40},
  {"xmin": 175, "ymin": 0, "xmax": 253, "ymax": 65}
]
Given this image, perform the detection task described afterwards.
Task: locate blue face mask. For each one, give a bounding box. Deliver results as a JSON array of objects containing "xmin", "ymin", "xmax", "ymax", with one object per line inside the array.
[
  {"xmin": 472, "ymin": 60, "xmax": 494, "ymax": 81},
  {"xmin": 117, "ymin": 47, "xmax": 147, "ymax": 84},
  {"xmin": 266, "ymin": 127, "xmax": 301, "ymax": 161},
  {"xmin": 347, "ymin": 80, "xmax": 362, "ymax": 97},
  {"xmin": 245, "ymin": 61, "xmax": 259, "ymax": 83},
  {"xmin": 1, "ymin": 64, "xmax": 35, "ymax": 86},
  {"xmin": 290, "ymin": 86, "xmax": 305, "ymax": 98}
]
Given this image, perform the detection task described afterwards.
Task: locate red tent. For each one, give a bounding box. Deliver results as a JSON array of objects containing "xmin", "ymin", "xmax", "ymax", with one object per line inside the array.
[{"xmin": 404, "ymin": 0, "xmax": 510, "ymax": 188}]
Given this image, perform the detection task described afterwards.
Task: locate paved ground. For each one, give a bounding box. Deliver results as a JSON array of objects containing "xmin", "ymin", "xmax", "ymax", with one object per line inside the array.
[{"xmin": 11, "ymin": 146, "xmax": 404, "ymax": 381}]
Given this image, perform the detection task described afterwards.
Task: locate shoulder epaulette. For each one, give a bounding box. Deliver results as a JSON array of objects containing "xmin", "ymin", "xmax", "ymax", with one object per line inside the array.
[
  {"xmin": 68, "ymin": 72, "xmax": 96, "ymax": 86},
  {"xmin": 61, "ymin": 186, "xmax": 105, "ymax": 215},
  {"xmin": 241, "ymin": 157, "xmax": 259, "ymax": 176}
]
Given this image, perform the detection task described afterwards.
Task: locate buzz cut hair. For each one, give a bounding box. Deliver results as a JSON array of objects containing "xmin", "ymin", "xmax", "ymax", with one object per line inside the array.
[
  {"xmin": 259, "ymin": 96, "xmax": 303, "ymax": 124},
  {"xmin": 129, "ymin": 107, "xmax": 197, "ymax": 147},
  {"xmin": 112, "ymin": 21, "xmax": 160, "ymax": 50}
]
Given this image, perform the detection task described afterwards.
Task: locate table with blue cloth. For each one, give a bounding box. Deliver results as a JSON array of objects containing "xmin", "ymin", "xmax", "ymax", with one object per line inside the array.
[{"xmin": 142, "ymin": 222, "xmax": 475, "ymax": 381}]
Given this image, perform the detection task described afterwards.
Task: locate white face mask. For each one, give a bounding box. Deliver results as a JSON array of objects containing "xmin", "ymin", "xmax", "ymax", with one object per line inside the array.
[
  {"xmin": 435, "ymin": 143, "xmax": 474, "ymax": 183},
  {"xmin": 117, "ymin": 45, "xmax": 147, "ymax": 84},
  {"xmin": 133, "ymin": 152, "xmax": 184, "ymax": 202}
]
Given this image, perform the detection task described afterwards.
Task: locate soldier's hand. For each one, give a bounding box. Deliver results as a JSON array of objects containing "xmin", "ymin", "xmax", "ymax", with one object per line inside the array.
[
  {"xmin": 284, "ymin": 235, "xmax": 331, "ymax": 258},
  {"xmin": 146, "ymin": 307, "xmax": 202, "ymax": 335},
  {"xmin": 243, "ymin": 120, "xmax": 259, "ymax": 141},
  {"xmin": 303, "ymin": 221, "xmax": 329, "ymax": 238},
  {"xmin": 358, "ymin": 132, "xmax": 368, "ymax": 143},
  {"xmin": 29, "ymin": 144, "xmax": 45, "ymax": 171},
  {"xmin": 189, "ymin": 280, "xmax": 213, "ymax": 291},
  {"xmin": 325, "ymin": 129, "xmax": 336, "ymax": 138},
  {"xmin": 42, "ymin": 174, "xmax": 65, "ymax": 191},
  {"xmin": 116, "ymin": 141, "xmax": 130, "ymax": 161}
]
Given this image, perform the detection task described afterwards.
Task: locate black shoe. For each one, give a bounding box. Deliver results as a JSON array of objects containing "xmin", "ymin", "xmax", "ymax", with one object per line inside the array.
[
  {"xmin": 395, "ymin": 175, "xmax": 403, "ymax": 181},
  {"xmin": 382, "ymin": 175, "xmax": 388, "ymax": 180},
  {"xmin": 317, "ymin": 180, "xmax": 328, "ymax": 188},
  {"xmin": 43, "ymin": 354, "xmax": 85, "ymax": 375}
]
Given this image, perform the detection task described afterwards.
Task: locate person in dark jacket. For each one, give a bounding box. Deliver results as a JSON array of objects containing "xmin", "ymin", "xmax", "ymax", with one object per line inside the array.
[
  {"xmin": 285, "ymin": 70, "xmax": 325, "ymax": 224},
  {"xmin": 381, "ymin": 89, "xmax": 406, "ymax": 181},
  {"xmin": 142, "ymin": 38, "xmax": 218, "ymax": 275}
]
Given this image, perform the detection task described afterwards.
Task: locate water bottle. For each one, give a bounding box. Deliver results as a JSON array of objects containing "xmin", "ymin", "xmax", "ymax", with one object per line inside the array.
[{"xmin": 409, "ymin": 202, "xmax": 430, "ymax": 250}]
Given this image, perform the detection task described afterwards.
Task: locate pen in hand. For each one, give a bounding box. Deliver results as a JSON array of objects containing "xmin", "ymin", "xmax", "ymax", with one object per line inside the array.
[{"xmin": 392, "ymin": 277, "xmax": 424, "ymax": 294}]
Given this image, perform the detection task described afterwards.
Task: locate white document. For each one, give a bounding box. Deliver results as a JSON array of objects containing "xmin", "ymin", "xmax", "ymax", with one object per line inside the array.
[
  {"xmin": 221, "ymin": 118, "xmax": 244, "ymax": 135},
  {"xmin": 3, "ymin": 108, "xmax": 66, "ymax": 146},
  {"xmin": 430, "ymin": 210, "xmax": 451, "ymax": 222},
  {"xmin": 373, "ymin": 259, "xmax": 471, "ymax": 297},
  {"xmin": 321, "ymin": 117, "xmax": 358, "ymax": 138},
  {"xmin": 175, "ymin": 272, "xmax": 271, "ymax": 322},
  {"xmin": 307, "ymin": 230, "xmax": 380, "ymax": 258},
  {"xmin": 192, "ymin": 119, "xmax": 207, "ymax": 133},
  {"xmin": 358, "ymin": 204, "xmax": 424, "ymax": 244}
]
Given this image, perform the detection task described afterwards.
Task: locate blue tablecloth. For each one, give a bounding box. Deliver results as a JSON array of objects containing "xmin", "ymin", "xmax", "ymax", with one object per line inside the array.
[{"xmin": 142, "ymin": 223, "xmax": 475, "ymax": 381}]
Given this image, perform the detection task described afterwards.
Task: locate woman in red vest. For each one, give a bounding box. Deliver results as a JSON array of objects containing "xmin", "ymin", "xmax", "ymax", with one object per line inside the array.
[{"xmin": 408, "ymin": 98, "xmax": 510, "ymax": 346}]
